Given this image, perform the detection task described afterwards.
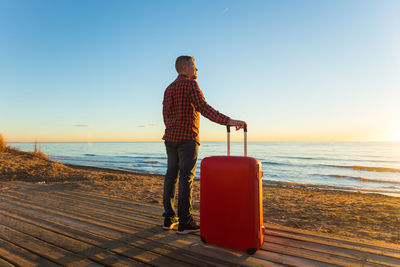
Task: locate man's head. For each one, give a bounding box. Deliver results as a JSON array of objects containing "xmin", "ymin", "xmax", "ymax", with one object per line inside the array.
[{"xmin": 175, "ymin": 56, "xmax": 198, "ymax": 80}]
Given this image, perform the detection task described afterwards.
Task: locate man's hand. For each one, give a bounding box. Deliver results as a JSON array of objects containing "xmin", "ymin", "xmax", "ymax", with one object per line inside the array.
[{"xmin": 227, "ymin": 119, "xmax": 247, "ymax": 131}]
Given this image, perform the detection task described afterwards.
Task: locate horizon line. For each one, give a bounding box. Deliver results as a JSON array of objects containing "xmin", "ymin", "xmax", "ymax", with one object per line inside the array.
[{"xmin": 7, "ymin": 140, "xmax": 400, "ymax": 143}]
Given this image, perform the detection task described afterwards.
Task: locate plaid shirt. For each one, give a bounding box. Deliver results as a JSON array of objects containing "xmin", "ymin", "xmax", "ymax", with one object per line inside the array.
[{"xmin": 162, "ymin": 75, "xmax": 230, "ymax": 143}]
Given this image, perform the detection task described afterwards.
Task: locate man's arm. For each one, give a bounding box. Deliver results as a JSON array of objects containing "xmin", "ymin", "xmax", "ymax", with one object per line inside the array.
[
  {"xmin": 189, "ymin": 81, "xmax": 246, "ymax": 130},
  {"xmin": 188, "ymin": 81, "xmax": 230, "ymax": 125}
]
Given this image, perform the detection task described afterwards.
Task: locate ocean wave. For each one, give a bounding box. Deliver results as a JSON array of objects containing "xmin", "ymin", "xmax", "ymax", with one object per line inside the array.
[
  {"xmin": 322, "ymin": 164, "xmax": 400, "ymax": 173},
  {"xmin": 352, "ymin": 159, "xmax": 400, "ymax": 164},
  {"xmin": 117, "ymin": 155, "xmax": 167, "ymax": 160},
  {"xmin": 280, "ymin": 156, "xmax": 400, "ymax": 164},
  {"xmin": 279, "ymin": 156, "xmax": 314, "ymax": 160},
  {"xmin": 263, "ymin": 179, "xmax": 400, "ymax": 195},
  {"xmin": 83, "ymin": 153, "xmax": 96, "ymax": 156},
  {"xmin": 262, "ymin": 161, "xmax": 294, "ymax": 167},
  {"xmin": 142, "ymin": 160, "xmax": 159, "ymax": 164},
  {"xmin": 262, "ymin": 161, "xmax": 284, "ymax": 166},
  {"xmin": 318, "ymin": 174, "xmax": 400, "ymax": 185},
  {"xmin": 51, "ymin": 156, "xmax": 132, "ymax": 164},
  {"xmin": 117, "ymin": 156, "xmax": 150, "ymax": 159}
]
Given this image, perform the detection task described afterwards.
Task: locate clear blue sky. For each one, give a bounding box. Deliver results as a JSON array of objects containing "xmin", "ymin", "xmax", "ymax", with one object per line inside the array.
[{"xmin": 1, "ymin": 0, "xmax": 399, "ymax": 142}]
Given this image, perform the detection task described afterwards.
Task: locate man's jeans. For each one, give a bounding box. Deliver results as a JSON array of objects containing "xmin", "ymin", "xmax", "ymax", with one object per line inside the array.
[{"xmin": 163, "ymin": 140, "xmax": 199, "ymax": 224}]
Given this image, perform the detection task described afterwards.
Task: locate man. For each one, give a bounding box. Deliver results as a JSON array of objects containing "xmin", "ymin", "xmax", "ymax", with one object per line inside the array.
[{"xmin": 162, "ymin": 56, "xmax": 246, "ymax": 234}]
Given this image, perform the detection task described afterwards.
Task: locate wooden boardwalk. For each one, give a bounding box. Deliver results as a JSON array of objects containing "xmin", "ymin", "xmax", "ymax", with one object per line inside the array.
[{"xmin": 0, "ymin": 182, "xmax": 399, "ymax": 266}]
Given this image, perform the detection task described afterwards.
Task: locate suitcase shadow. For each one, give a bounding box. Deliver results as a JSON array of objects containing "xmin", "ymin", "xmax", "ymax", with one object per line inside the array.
[{"xmin": 144, "ymin": 226, "xmax": 257, "ymax": 265}]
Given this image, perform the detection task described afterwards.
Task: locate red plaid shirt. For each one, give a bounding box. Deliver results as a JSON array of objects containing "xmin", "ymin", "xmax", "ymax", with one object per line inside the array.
[{"xmin": 162, "ymin": 75, "xmax": 230, "ymax": 143}]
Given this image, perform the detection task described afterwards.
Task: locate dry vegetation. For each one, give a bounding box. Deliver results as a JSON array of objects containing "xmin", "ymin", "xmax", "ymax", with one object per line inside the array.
[
  {"xmin": 0, "ymin": 134, "xmax": 6, "ymax": 152},
  {"xmin": 1, "ymin": 137, "xmax": 399, "ymax": 244},
  {"xmin": 0, "ymin": 134, "xmax": 49, "ymax": 160}
]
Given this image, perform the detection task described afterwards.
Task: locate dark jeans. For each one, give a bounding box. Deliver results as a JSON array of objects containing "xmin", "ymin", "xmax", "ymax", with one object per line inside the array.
[{"xmin": 163, "ymin": 140, "xmax": 199, "ymax": 224}]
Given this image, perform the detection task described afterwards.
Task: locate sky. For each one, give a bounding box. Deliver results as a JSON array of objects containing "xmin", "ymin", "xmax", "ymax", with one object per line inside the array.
[{"xmin": 1, "ymin": 0, "xmax": 400, "ymax": 142}]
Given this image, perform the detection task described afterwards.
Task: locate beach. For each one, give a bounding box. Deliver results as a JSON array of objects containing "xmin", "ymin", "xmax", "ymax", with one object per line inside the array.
[
  {"xmin": 10, "ymin": 141, "xmax": 400, "ymax": 196},
  {"xmin": 1, "ymin": 149, "xmax": 399, "ymax": 245}
]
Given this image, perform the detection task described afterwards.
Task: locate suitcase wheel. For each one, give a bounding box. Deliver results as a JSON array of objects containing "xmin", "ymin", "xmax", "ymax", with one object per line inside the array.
[
  {"xmin": 246, "ymin": 248, "xmax": 257, "ymax": 255},
  {"xmin": 200, "ymin": 236, "xmax": 207, "ymax": 244}
]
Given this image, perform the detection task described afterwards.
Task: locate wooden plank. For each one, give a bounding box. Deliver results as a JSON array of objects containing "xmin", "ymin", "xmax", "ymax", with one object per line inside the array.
[
  {"xmin": 0, "ymin": 193, "xmax": 277, "ymax": 266},
  {"xmin": 107, "ymin": 233, "xmax": 240, "ymax": 267},
  {"xmin": 66, "ymin": 189, "xmax": 400, "ymax": 265},
  {"xmin": 0, "ymin": 200, "xmax": 130, "ymax": 241},
  {"xmin": 7, "ymin": 189, "xmax": 328, "ymax": 266},
  {"xmin": 266, "ymin": 224, "xmax": 400, "ymax": 252},
  {"xmin": 3, "ymin": 188, "xmax": 390, "ymax": 267},
  {"xmin": 0, "ymin": 224, "xmax": 100, "ymax": 267},
  {"xmin": 4, "ymin": 187, "xmax": 398, "ymax": 267},
  {"xmin": 0, "ymin": 194, "xmax": 150, "ymax": 235},
  {"xmin": 67, "ymin": 188, "xmax": 202, "ymax": 223},
  {"xmin": 29, "ymin": 193, "xmax": 183, "ymax": 232},
  {"xmin": 138, "ymin": 227, "xmax": 304, "ymax": 266},
  {"xmin": 0, "ymin": 207, "xmax": 194, "ymax": 267},
  {"xmin": 0, "ymin": 190, "xmax": 168, "ymax": 241},
  {"xmin": 1, "ymin": 189, "xmax": 159, "ymax": 227},
  {"xmin": 7, "ymin": 192, "xmax": 277, "ymax": 267},
  {"xmin": 51, "ymin": 190, "xmax": 161, "ymax": 218},
  {"xmin": 70, "ymin": 192, "xmax": 394, "ymax": 267},
  {"xmin": 0, "ymin": 195, "xmax": 259, "ymax": 267},
  {"xmin": 10, "ymin": 182, "xmax": 163, "ymax": 216},
  {"xmin": 262, "ymin": 242, "xmax": 380, "ymax": 267},
  {"xmin": 71, "ymin": 189, "xmax": 202, "ymax": 222},
  {"xmin": 0, "ymin": 237, "xmax": 59, "ymax": 267},
  {"xmin": 0, "ymin": 208, "xmax": 239, "ymax": 267},
  {"xmin": 64, "ymin": 189, "xmax": 164, "ymax": 214},
  {"xmin": 8, "ymin": 189, "xmax": 176, "ymax": 234},
  {"xmin": 15, "ymin": 180, "xmax": 400, "ymax": 255},
  {"xmin": 151, "ymin": 228, "xmax": 332, "ymax": 267},
  {"xmin": 38, "ymin": 190, "xmax": 311, "ymax": 267},
  {"xmin": 0, "ymin": 213, "xmax": 149, "ymax": 266},
  {"xmin": 5, "ymin": 190, "xmax": 181, "ymax": 230},
  {"xmin": 265, "ymin": 228, "xmax": 400, "ymax": 259},
  {"xmin": 145, "ymin": 227, "xmax": 381, "ymax": 267},
  {"xmin": 144, "ymin": 225, "xmax": 372, "ymax": 267},
  {"xmin": 255, "ymin": 250, "xmax": 336, "ymax": 267},
  {"xmin": 0, "ymin": 257, "xmax": 14, "ymax": 267},
  {"xmin": 264, "ymin": 234, "xmax": 400, "ymax": 267},
  {"xmin": 14, "ymin": 189, "xmax": 395, "ymax": 266},
  {"xmin": 47, "ymin": 190, "xmax": 161, "ymax": 222},
  {"xmin": 0, "ymin": 206, "xmax": 114, "ymax": 247}
]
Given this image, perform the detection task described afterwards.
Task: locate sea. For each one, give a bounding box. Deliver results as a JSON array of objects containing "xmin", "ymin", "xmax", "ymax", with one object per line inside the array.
[{"xmin": 8, "ymin": 142, "xmax": 400, "ymax": 197}]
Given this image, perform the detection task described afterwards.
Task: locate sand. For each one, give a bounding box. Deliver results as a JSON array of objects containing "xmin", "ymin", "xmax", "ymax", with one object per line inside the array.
[{"xmin": 1, "ymin": 149, "xmax": 399, "ymax": 244}]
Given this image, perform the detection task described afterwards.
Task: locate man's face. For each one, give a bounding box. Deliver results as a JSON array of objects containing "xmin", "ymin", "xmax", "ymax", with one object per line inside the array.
[{"xmin": 183, "ymin": 59, "xmax": 198, "ymax": 80}]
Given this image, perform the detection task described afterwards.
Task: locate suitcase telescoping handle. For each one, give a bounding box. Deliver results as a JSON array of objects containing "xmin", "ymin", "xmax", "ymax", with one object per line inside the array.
[{"xmin": 226, "ymin": 125, "xmax": 247, "ymax": 157}]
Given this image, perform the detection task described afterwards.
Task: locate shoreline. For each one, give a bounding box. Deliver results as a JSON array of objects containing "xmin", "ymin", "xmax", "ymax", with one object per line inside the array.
[
  {"xmin": 1, "ymin": 150, "xmax": 399, "ymax": 244},
  {"xmin": 9, "ymin": 142, "xmax": 400, "ymax": 197},
  {"xmin": 67, "ymin": 163, "xmax": 400, "ymax": 198},
  {"xmin": 263, "ymin": 179, "xmax": 400, "ymax": 198}
]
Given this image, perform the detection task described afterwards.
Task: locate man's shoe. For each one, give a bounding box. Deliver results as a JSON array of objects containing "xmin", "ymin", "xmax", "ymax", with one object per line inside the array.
[
  {"xmin": 176, "ymin": 220, "xmax": 200, "ymax": 234},
  {"xmin": 162, "ymin": 217, "xmax": 179, "ymax": 230}
]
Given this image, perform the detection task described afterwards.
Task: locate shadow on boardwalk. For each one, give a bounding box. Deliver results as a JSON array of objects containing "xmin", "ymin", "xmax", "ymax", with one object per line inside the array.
[{"xmin": 0, "ymin": 181, "xmax": 399, "ymax": 266}]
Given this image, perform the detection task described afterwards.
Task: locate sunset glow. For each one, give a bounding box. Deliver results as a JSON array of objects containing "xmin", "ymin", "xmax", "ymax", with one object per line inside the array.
[
  {"xmin": 388, "ymin": 123, "xmax": 400, "ymax": 142},
  {"xmin": 1, "ymin": 1, "xmax": 400, "ymax": 142}
]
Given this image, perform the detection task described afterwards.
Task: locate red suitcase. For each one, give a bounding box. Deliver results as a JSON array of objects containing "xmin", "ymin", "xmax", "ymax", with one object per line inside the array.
[{"xmin": 200, "ymin": 126, "xmax": 264, "ymax": 254}]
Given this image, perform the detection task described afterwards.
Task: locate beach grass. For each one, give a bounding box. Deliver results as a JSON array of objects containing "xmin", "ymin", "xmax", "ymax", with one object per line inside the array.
[
  {"xmin": 33, "ymin": 140, "xmax": 49, "ymax": 160},
  {"xmin": 0, "ymin": 134, "xmax": 49, "ymax": 160},
  {"xmin": 1, "ymin": 145, "xmax": 399, "ymax": 245},
  {"xmin": 0, "ymin": 134, "xmax": 6, "ymax": 152}
]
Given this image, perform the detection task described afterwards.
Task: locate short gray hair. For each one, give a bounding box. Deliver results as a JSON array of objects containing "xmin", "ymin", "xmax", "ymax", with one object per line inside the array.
[{"xmin": 175, "ymin": 56, "xmax": 194, "ymax": 73}]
